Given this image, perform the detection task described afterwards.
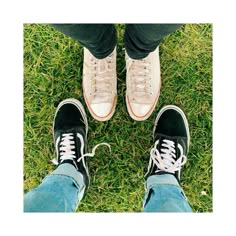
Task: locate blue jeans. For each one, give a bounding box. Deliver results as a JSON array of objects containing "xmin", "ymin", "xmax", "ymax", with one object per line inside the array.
[{"xmin": 24, "ymin": 164, "xmax": 192, "ymax": 212}]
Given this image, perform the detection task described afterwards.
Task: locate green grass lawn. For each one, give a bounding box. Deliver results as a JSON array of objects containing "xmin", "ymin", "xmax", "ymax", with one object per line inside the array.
[{"xmin": 23, "ymin": 24, "xmax": 212, "ymax": 212}]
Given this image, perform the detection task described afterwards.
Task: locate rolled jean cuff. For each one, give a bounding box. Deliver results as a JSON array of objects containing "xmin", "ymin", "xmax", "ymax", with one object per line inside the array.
[
  {"xmin": 49, "ymin": 163, "xmax": 85, "ymax": 190},
  {"xmin": 145, "ymin": 174, "xmax": 180, "ymax": 190}
]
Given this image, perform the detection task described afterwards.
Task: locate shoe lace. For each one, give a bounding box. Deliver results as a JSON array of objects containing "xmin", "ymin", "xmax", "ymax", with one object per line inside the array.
[
  {"xmin": 51, "ymin": 133, "xmax": 111, "ymax": 165},
  {"xmin": 126, "ymin": 57, "xmax": 152, "ymax": 101},
  {"xmin": 149, "ymin": 139, "xmax": 187, "ymax": 174},
  {"xmin": 89, "ymin": 53, "xmax": 115, "ymax": 103}
]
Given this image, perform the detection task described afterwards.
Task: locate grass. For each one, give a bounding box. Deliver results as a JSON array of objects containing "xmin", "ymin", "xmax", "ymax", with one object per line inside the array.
[{"xmin": 23, "ymin": 24, "xmax": 212, "ymax": 212}]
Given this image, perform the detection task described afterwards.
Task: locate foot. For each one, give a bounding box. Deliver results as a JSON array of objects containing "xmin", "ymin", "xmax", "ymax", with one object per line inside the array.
[
  {"xmin": 52, "ymin": 98, "xmax": 111, "ymax": 195},
  {"xmin": 126, "ymin": 46, "xmax": 161, "ymax": 121},
  {"xmin": 145, "ymin": 105, "xmax": 190, "ymax": 182},
  {"xmin": 82, "ymin": 47, "xmax": 117, "ymax": 121},
  {"xmin": 52, "ymin": 98, "xmax": 90, "ymax": 191}
]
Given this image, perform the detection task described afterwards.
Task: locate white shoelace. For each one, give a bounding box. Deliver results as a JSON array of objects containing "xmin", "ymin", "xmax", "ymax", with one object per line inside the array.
[
  {"xmin": 51, "ymin": 133, "xmax": 111, "ymax": 165},
  {"xmin": 89, "ymin": 53, "xmax": 115, "ymax": 102},
  {"xmin": 149, "ymin": 139, "xmax": 187, "ymax": 174},
  {"xmin": 126, "ymin": 58, "xmax": 152, "ymax": 100}
]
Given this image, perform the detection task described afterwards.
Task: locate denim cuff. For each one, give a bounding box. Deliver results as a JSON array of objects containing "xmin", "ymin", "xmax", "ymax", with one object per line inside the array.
[
  {"xmin": 49, "ymin": 163, "xmax": 85, "ymax": 191},
  {"xmin": 145, "ymin": 174, "xmax": 180, "ymax": 191}
]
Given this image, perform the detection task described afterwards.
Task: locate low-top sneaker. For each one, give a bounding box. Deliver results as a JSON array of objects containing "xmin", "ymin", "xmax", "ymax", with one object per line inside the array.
[
  {"xmin": 145, "ymin": 105, "xmax": 190, "ymax": 182},
  {"xmin": 52, "ymin": 98, "xmax": 110, "ymax": 196},
  {"xmin": 126, "ymin": 46, "xmax": 161, "ymax": 121},
  {"xmin": 83, "ymin": 47, "xmax": 117, "ymax": 121}
]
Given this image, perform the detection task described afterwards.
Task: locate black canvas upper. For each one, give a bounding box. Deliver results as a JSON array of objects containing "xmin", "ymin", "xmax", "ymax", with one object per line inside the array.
[{"xmin": 53, "ymin": 101, "xmax": 89, "ymax": 188}]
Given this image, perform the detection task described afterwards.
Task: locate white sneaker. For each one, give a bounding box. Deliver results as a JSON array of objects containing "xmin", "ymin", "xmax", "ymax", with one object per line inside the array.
[
  {"xmin": 125, "ymin": 47, "xmax": 161, "ymax": 121},
  {"xmin": 82, "ymin": 47, "xmax": 117, "ymax": 121}
]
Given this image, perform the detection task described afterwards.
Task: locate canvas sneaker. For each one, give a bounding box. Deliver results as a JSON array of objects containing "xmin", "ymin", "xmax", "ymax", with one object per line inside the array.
[
  {"xmin": 82, "ymin": 47, "xmax": 117, "ymax": 121},
  {"xmin": 145, "ymin": 105, "xmax": 190, "ymax": 182},
  {"xmin": 125, "ymin": 46, "xmax": 161, "ymax": 121},
  {"xmin": 52, "ymin": 98, "xmax": 110, "ymax": 195}
]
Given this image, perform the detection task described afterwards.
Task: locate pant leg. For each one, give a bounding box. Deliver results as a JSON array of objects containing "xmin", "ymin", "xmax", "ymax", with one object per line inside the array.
[
  {"xmin": 24, "ymin": 163, "xmax": 86, "ymax": 212},
  {"xmin": 143, "ymin": 174, "xmax": 192, "ymax": 212},
  {"xmin": 124, "ymin": 24, "xmax": 183, "ymax": 59},
  {"xmin": 52, "ymin": 24, "xmax": 117, "ymax": 59}
]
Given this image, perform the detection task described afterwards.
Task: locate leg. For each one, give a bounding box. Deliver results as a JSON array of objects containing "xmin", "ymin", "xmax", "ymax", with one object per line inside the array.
[
  {"xmin": 143, "ymin": 105, "xmax": 192, "ymax": 212},
  {"xmin": 52, "ymin": 24, "xmax": 117, "ymax": 121},
  {"xmin": 24, "ymin": 164, "xmax": 85, "ymax": 212},
  {"xmin": 124, "ymin": 24, "xmax": 182, "ymax": 121},
  {"xmin": 52, "ymin": 24, "xmax": 117, "ymax": 59},
  {"xmin": 124, "ymin": 24, "xmax": 183, "ymax": 59},
  {"xmin": 143, "ymin": 175, "xmax": 192, "ymax": 212}
]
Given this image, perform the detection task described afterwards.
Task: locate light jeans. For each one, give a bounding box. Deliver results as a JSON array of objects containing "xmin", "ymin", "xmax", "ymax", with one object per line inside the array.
[
  {"xmin": 24, "ymin": 164, "xmax": 192, "ymax": 212},
  {"xmin": 143, "ymin": 174, "xmax": 192, "ymax": 212}
]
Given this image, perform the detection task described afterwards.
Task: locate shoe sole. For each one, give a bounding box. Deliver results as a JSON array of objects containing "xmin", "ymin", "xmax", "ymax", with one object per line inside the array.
[
  {"xmin": 53, "ymin": 98, "xmax": 90, "ymax": 184},
  {"xmin": 153, "ymin": 105, "xmax": 190, "ymax": 151}
]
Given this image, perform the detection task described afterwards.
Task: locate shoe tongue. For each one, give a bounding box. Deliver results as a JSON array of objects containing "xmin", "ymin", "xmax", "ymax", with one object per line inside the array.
[
  {"xmin": 156, "ymin": 134, "xmax": 187, "ymax": 160},
  {"xmin": 99, "ymin": 62, "xmax": 106, "ymax": 72},
  {"xmin": 155, "ymin": 136, "xmax": 178, "ymax": 159},
  {"xmin": 62, "ymin": 127, "xmax": 84, "ymax": 159}
]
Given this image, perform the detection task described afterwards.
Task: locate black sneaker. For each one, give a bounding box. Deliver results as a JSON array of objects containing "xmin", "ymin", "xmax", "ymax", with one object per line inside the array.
[
  {"xmin": 145, "ymin": 105, "xmax": 190, "ymax": 182},
  {"xmin": 52, "ymin": 98, "xmax": 90, "ymax": 190}
]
